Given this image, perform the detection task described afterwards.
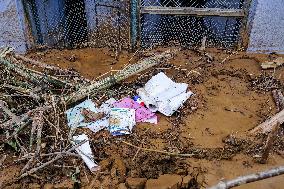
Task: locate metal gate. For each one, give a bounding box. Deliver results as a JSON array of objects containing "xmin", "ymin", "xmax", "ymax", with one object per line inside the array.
[{"xmin": 132, "ymin": 0, "xmax": 251, "ymax": 49}]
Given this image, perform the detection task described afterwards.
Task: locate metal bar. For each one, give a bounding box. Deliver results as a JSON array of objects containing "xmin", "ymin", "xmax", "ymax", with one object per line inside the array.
[
  {"xmin": 130, "ymin": 0, "xmax": 139, "ymax": 49},
  {"xmin": 141, "ymin": 6, "xmax": 245, "ymax": 17}
]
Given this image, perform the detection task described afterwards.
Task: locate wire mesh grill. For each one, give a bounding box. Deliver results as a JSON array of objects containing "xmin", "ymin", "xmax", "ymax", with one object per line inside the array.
[
  {"xmin": 141, "ymin": 15, "xmax": 242, "ymax": 48},
  {"xmin": 140, "ymin": 0, "xmax": 245, "ymax": 49},
  {"xmin": 4, "ymin": 0, "xmax": 246, "ymax": 52},
  {"xmin": 23, "ymin": 0, "xmax": 130, "ymax": 50},
  {"xmin": 87, "ymin": 0, "xmax": 130, "ymax": 49}
]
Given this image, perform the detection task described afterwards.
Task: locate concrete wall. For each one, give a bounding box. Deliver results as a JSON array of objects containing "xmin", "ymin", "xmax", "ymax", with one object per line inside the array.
[
  {"xmin": 0, "ymin": 0, "xmax": 27, "ymax": 53},
  {"xmin": 247, "ymin": 0, "xmax": 284, "ymax": 54}
]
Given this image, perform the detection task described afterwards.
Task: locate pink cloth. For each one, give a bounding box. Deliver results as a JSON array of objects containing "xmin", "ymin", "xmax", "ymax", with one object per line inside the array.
[{"xmin": 113, "ymin": 97, "xmax": 157, "ymax": 123}]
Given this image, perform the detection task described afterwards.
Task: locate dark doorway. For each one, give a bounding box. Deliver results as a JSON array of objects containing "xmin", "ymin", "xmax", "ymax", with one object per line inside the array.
[{"xmin": 64, "ymin": 0, "xmax": 88, "ymax": 48}]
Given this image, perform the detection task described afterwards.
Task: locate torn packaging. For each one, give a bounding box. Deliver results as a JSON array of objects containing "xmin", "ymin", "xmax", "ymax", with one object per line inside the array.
[
  {"xmin": 66, "ymin": 99, "xmax": 110, "ymax": 133},
  {"xmin": 113, "ymin": 97, "xmax": 158, "ymax": 124},
  {"xmin": 137, "ymin": 72, "xmax": 193, "ymax": 116},
  {"xmin": 109, "ymin": 108, "xmax": 136, "ymax": 136}
]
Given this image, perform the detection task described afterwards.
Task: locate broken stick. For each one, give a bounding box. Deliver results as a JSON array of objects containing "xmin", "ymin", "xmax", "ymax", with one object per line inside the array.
[
  {"xmin": 19, "ymin": 140, "xmax": 87, "ymax": 179},
  {"xmin": 250, "ymin": 109, "xmax": 284, "ymax": 134},
  {"xmin": 208, "ymin": 165, "xmax": 284, "ymax": 189},
  {"xmin": 260, "ymin": 122, "xmax": 280, "ymax": 164}
]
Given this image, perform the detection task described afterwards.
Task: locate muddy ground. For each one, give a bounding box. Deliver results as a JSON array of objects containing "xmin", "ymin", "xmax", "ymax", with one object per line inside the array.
[{"xmin": 1, "ymin": 47, "xmax": 284, "ymax": 189}]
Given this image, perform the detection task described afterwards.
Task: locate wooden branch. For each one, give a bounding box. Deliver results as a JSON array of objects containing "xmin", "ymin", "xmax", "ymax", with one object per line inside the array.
[
  {"xmin": 2, "ymin": 84, "xmax": 41, "ymax": 101},
  {"xmin": 208, "ymin": 166, "xmax": 284, "ymax": 189},
  {"xmin": 29, "ymin": 108, "xmax": 44, "ymax": 157},
  {"xmin": 64, "ymin": 50, "xmax": 175, "ymax": 104},
  {"xmin": 260, "ymin": 122, "xmax": 280, "ymax": 164},
  {"xmin": 250, "ymin": 109, "xmax": 284, "ymax": 134},
  {"xmin": 0, "ymin": 57, "xmax": 74, "ymax": 88},
  {"xmin": 14, "ymin": 54, "xmax": 76, "ymax": 74},
  {"xmin": 140, "ymin": 7, "xmax": 245, "ymax": 17}
]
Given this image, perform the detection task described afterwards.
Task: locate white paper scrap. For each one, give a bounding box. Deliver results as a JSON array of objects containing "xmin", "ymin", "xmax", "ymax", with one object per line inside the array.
[
  {"xmin": 137, "ymin": 72, "xmax": 193, "ymax": 116},
  {"xmin": 73, "ymin": 134, "xmax": 100, "ymax": 172}
]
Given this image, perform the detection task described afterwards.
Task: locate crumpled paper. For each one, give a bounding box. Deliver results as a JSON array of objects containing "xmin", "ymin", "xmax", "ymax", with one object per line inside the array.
[{"xmin": 137, "ymin": 72, "xmax": 193, "ymax": 116}]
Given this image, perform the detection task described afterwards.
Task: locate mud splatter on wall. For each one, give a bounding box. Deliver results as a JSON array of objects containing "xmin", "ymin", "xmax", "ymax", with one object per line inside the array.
[
  {"xmin": 248, "ymin": 0, "xmax": 284, "ymax": 54},
  {"xmin": 0, "ymin": 0, "xmax": 27, "ymax": 53}
]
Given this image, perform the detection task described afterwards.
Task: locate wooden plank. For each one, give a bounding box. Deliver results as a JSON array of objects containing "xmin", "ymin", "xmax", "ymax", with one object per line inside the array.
[{"xmin": 140, "ymin": 6, "xmax": 245, "ymax": 17}]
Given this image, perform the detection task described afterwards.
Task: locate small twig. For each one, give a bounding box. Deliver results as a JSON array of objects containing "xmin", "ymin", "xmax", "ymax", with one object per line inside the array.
[
  {"xmin": 221, "ymin": 48, "xmax": 244, "ymax": 64},
  {"xmin": 121, "ymin": 141, "xmax": 194, "ymax": 157},
  {"xmin": 272, "ymin": 89, "xmax": 284, "ymax": 112},
  {"xmin": 0, "ymin": 100, "xmax": 20, "ymax": 123},
  {"xmin": 17, "ymin": 152, "xmax": 80, "ymax": 162},
  {"xmin": 18, "ymin": 140, "xmax": 87, "ymax": 179},
  {"xmin": 35, "ymin": 109, "xmax": 44, "ymax": 157},
  {"xmin": 0, "ymin": 155, "xmax": 7, "ymax": 166}
]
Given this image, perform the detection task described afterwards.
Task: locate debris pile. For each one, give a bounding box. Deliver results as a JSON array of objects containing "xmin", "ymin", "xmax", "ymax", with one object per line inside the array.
[
  {"xmin": 1, "ymin": 48, "xmax": 195, "ymax": 186},
  {"xmin": 1, "ymin": 47, "xmax": 284, "ymax": 189}
]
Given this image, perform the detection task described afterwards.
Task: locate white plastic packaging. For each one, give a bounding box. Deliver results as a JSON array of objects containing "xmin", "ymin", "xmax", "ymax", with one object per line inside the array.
[{"xmin": 73, "ymin": 134, "xmax": 100, "ymax": 172}]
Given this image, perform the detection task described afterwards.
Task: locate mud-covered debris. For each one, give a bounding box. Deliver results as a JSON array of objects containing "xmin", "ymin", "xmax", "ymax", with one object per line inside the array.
[
  {"xmin": 126, "ymin": 177, "xmax": 147, "ymax": 189},
  {"xmin": 261, "ymin": 57, "xmax": 284, "ymax": 69},
  {"xmin": 181, "ymin": 175, "xmax": 193, "ymax": 189},
  {"xmin": 145, "ymin": 174, "xmax": 182, "ymax": 189}
]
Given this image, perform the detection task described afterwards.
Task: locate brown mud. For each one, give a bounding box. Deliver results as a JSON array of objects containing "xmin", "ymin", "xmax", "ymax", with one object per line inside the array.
[{"xmin": 1, "ymin": 47, "xmax": 284, "ymax": 189}]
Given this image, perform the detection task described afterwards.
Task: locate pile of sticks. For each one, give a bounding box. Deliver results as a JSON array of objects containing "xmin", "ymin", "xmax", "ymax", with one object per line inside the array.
[{"xmin": 0, "ymin": 47, "xmax": 175, "ymax": 182}]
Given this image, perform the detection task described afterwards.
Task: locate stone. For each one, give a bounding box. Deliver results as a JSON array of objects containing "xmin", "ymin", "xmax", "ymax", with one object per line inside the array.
[
  {"xmin": 126, "ymin": 177, "xmax": 147, "ymax": 189},
  {"xmin": 181, "ymin": 175, "xmax": 192, "ymax": 189},
  {"xmin": 29, "ymin": 184, "xmax": 41, "ymax": 189},
  {"xmin": 99, "ymin": 158, "xmax": 112, "ymax": 171},
  {"xmin": 53, "ymin": 180, "xmax": 73, "ymax": 189},
  {"xmin": 145, "ymin": 174, "xmax": 182, "ymax": 189},
  {"xmin": 117, "ymin": 183, "xmax": 128, "ymax": 189},
  {"xmin": 43, "ymin": 184, "xmax": 55, "ymax": 189},
  {"xmin": 111, "ymin": 158, "xmax": 127, "ymax": 182}
]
